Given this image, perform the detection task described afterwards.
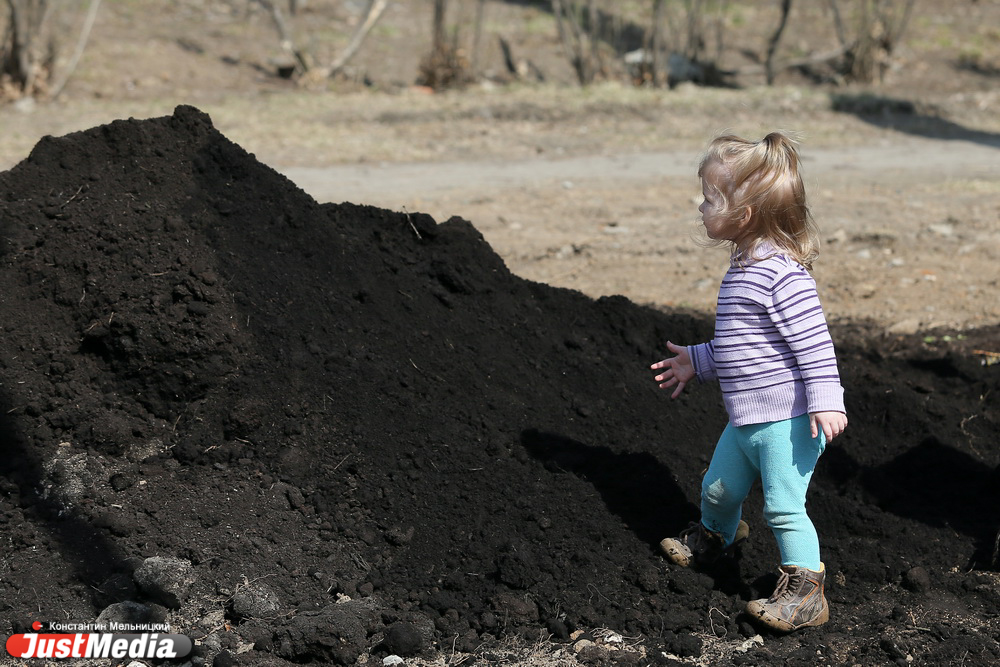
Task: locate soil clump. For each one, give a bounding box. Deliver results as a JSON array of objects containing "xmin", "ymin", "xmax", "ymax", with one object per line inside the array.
[{"xmin": 0, "ymin": 106, "xmax": 998, "ymax": 666}]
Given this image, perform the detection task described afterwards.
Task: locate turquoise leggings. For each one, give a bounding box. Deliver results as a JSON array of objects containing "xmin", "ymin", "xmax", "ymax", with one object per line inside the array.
[{"xmin": 700, "ymin": 414, "xmax": 825, "ymax": 569}]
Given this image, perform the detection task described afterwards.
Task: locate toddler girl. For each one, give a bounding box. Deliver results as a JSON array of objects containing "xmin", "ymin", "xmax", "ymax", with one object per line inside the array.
[{"xmin": 650, "ymin": 132, "xmax": 847, "ymax": 632}]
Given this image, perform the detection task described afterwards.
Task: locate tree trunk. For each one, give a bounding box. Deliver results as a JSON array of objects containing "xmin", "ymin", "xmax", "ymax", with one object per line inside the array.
[
  {"xmin": 254, "ymin": 0, "xmax": 308, "ymax": 74},
  {"xmin": 470, "ymin": 0, "xmax": 485, "ymax": 77},
  {"xmin": 586, "ymin": 0, "xmax": 599, "ymax": 81},
  {"xmin": 3, "ymin": 0, "xmax": 55, "ymax": 95},
  {"xmin": 3, "ymin": 0, "xmax": 37, "ymax": 88},
  {"xmin": 552, "ymin": 0, "xmax": 595, "ymax": 84},
  {"xmin": 649, "ymin": 0, "xmax": 665, "ymax": 86},
  {"xmin": 431, "ymin": 0, "xmax": 447, "ymax": 64},
  {"xmin": 765, "ymin": 0, "xmax": 793, "ymax": 85}
]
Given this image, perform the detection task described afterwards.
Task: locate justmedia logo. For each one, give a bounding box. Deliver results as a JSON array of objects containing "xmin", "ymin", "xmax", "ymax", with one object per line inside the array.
[{"xmin": 5, "ymin": 622, "xmax": 193, "ymax": 660}]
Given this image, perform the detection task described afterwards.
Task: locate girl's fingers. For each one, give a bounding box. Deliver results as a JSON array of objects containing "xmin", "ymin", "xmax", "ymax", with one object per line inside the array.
[{"xmin": 655, "ymin": 369, "xmax": 676, "ymax": 383}]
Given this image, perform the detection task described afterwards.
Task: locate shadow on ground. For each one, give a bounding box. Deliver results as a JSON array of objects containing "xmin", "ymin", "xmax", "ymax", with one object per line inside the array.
[
  {"xmin": 522, "ymin": 428, "xmax": 696, "ymax": 550},
  {"xmin": 831, "ymin": 92, "xmax": 1000, "ymax": 148},
  {"xmin": 862, "ymin": 436, "xmax": 1000, "ymax": 569}
]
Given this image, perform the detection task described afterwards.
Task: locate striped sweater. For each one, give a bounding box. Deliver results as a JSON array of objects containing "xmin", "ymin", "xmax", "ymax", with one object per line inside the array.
[{"xmin": 689, "ymin": 250, "xmax": 846, "ymax": 427}]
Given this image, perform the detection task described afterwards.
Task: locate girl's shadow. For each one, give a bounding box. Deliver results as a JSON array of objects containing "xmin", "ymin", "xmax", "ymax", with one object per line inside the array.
[{"xmin": 522, "ymin": 428, "xmax": 749, "ymax": 594}]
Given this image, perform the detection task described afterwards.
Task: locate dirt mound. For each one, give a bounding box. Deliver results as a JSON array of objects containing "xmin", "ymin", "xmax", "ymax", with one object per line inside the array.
[{"xmin": 1, "ymin": 106, "xmax": 998, "ymax": 666}]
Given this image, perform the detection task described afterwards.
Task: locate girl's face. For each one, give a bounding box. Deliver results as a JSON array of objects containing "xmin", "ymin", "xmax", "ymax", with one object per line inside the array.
[{"xmin": 699, "ymin": 161, "xmax": 736, "ymax": 241}]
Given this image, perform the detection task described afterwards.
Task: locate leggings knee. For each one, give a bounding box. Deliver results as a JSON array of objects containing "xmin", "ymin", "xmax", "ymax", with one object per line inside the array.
[{"xmin": 702, "ymin": 477, "xmax": 738, "ymax": 513}]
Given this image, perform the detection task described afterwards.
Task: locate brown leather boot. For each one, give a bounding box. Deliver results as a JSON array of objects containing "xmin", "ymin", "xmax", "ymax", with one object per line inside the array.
[
  {"xmin": 745, "ymin": 563, "xmax": 830, "ymax": 632},
  {"xmin": 659, "ymin": 520, "xmax": 749, "ymax": 567}
]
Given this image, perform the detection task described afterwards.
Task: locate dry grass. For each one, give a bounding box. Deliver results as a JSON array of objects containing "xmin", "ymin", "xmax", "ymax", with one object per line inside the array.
[{"xmin": 0, "ymin": 81, "xmax": 944, "ymax": 171}]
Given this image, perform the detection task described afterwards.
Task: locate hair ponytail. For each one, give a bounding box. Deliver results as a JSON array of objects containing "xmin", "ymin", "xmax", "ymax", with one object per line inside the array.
[{"xmin": 698, "ymin": 132, "xmax": 819, "ymax": 269}]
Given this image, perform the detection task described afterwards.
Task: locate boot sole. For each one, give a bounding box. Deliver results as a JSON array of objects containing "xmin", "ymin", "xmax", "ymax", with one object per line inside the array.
[
  {"xmin": 745, "ymin": 597, "xmax": 830, "ymax": 633},
  {"xmin": 659, "ymin": 538, "xmax": 692, "ymax": 567}
]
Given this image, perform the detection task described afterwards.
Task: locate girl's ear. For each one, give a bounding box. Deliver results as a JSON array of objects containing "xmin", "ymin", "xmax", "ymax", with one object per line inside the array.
[{"xmin": 740, "ymin": 206, "xmax": 753, "ymax": 225}]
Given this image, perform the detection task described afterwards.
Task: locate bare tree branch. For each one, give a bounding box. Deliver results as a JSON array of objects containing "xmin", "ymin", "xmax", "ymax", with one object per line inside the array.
[
  {"xmin": 826, "ymin": 0, "xmax": 848, "ymax": 50},
  {"xmin": 324, "ymin": 0, "xmax": 388, "ymax": 78},
  {"xmin": 880, "ymin": 0, "xmax": 916, "ymax": 48},
  {"xmin": 50, "ymin": 0, "xmax": 101, "ymax": 98}
]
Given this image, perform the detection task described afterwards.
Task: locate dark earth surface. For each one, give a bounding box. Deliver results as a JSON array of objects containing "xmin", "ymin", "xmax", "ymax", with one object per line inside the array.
[{"xmin": 1, "ymin": 106, "xmax": 999, "ymax": 666}]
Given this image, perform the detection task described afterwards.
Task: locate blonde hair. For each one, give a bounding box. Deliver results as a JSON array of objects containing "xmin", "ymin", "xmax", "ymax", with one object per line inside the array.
[{"xmin": 698, "ymin": 132, "xmax": 819, "ymax": 270}]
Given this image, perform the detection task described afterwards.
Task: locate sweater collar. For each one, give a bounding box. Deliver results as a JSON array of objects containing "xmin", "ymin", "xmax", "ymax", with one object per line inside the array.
[{"xmin": 731, "ymin": 241, "xmax": 780, "ymax": 267}]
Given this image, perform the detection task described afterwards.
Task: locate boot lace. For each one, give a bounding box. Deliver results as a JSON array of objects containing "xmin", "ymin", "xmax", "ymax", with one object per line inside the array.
[
  {"xmin": 768, "ymin": 569, "xmax": 802, "ymax": 603},
  {"xmin": 678, "ymin": 522, "xmax": 701, "ymax": 541}
]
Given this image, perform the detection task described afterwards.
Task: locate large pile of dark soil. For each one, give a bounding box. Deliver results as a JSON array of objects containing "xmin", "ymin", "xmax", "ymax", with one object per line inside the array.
[{"xmin": 1, "ymin": 106, "xmax": 999, "ymax": 666}]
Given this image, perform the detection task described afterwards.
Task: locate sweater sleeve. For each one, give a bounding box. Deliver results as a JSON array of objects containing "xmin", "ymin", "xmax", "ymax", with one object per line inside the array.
[
  {"xmin": 767, "ymin": 268, "xmax": 846, "ymax": 414},
  {"xmin": 688, "ymin": 341, "xmax": 718, "ymax": 383}
]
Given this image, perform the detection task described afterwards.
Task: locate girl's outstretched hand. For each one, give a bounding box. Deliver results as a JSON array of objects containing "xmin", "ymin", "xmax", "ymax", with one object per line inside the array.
[
  {"xmin": 650, "ymin": 341, "xmax": 695, "ymax": 399},
  {"xmin": 810, "ymin": 411, "xmax": 848, "ymax": 441}
]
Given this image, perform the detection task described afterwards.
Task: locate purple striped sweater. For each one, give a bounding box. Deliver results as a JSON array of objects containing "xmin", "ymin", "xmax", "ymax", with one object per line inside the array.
[{"xmin": 688, "ymin": 251, "xmax": 846, "ymax": 427}]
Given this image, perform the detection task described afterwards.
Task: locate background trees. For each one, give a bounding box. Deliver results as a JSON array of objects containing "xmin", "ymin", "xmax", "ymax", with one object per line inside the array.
[
  {"xmin": 0, "ymin": 0, "xmax": 929, "ymax": 102},
  {"xmin": 546, "ymin": 0, "xmax": 919, "ymax": 89}
]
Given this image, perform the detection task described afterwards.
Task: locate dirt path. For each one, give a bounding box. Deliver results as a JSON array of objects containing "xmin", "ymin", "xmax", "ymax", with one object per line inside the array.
[
  {"xmin": 282, "ymin": 136, "xmax": 999, "ymax": 203},
  {"xmin": 281, "ymin": 135, "xmax": 1000, "ymax": 333}
]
